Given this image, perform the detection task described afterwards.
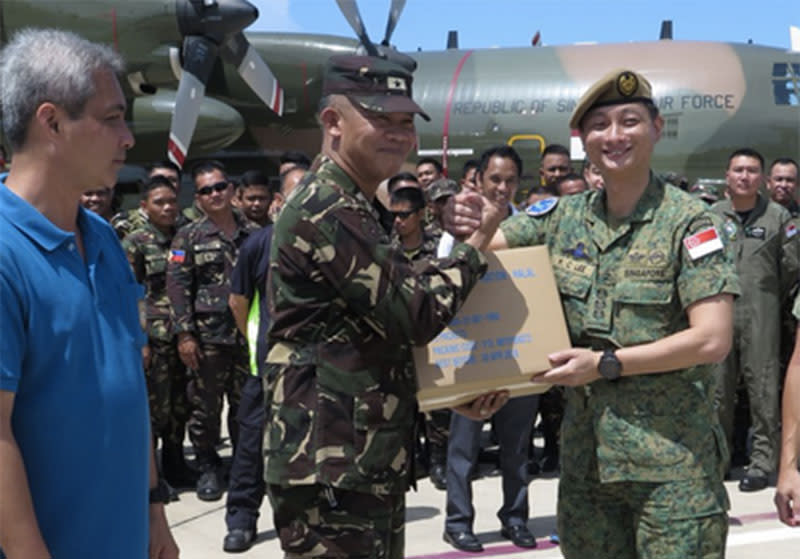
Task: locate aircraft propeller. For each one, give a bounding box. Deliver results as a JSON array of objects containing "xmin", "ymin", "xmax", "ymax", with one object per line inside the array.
[
  {"xmin": 168, "ymin": 0, "xmax": 284, "ymax": 169},
  {"xmin": 335, "ymin": 0, "xmax": 417, "ymax": 70}
]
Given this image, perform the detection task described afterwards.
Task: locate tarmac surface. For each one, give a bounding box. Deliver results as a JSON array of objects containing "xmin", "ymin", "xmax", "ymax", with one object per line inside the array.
[{"xmin": 165, "ymin": 424, "xmax": 799, "ymax": 558}]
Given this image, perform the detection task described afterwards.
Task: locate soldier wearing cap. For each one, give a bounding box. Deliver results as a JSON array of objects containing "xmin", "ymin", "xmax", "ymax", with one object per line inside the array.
[
  {"xmin": 263, "ymin": 54, "xmax": 509, "ymax": 558},
  {"xmin": 447, "ymin": 68, "xmax": 740, "ymax": 558}
]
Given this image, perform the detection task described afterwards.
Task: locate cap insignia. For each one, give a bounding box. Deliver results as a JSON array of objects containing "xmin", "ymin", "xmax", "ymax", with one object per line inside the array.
[
  {"xmin": 387, "ymin": 76, "xmax": 407, "ymax": 92},
  {"xmin": 617, "ymin": 71, "xmax": 638, "ymax": 97}
]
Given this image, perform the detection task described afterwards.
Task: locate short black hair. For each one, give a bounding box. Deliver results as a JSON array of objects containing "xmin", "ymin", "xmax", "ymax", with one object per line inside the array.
[
  {"xmin": 769, "ymin": 157, "xmax": 799, "ymax": 176},
  {"xmin": 542, "ymin": 144, "xmax": 569, "ymax": 158},
  {"xmin": 140, "ymin": 175, "xmax": 177, "ymax": 200},
  {"xmin": 190, "ymin": 159, "xmax": 227, "ymax": 182},
  {"xmin": 146, "ymin": 160, "xmax": 181, "ymax": 177},
  {"xmin": 279, "ymin": 150, "xmax": 311, "ymax": 168},
  {"xmin": 239, "ymin": 169, "xmax": 270, "ymax": 189},
  {"xmin": 727, "ymin": 148, "xmax": 764, "ymax": 171},
  {"xmin": 462, "ymin": 159, "xmax": 480, "ymax": 178},
  {"xmin": 477, "ymin": 145, "xmax": 523, "ymax": 178},
  {"xmin": 388, "ymin": 172, "xmax": 419, "ymax": 193},
  {"xmin": 555, "ymin": 173, "xmax": 588, "ymax": 194},
  {"xmin": 416, "ymin": 157, "xmax": 443, "ymax": 173},
  {"xmin": 390, "ymin": 186, "xmax": 426, "ymax": 212}
]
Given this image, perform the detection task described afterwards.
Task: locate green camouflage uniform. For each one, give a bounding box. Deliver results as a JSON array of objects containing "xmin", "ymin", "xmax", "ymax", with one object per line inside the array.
[
  {"xmin": 122, "ymin": 221, "xmax": 189, "ymax": 448},
  {"xmin": 711, "ymin": 194, "xmax": 800, "ymax": 477},
  {"xmin": 113, "ymin": 207, "xmax": 192, "ymax": 239},
  {"xmin": 501, "ymin": 175, "xmax": 740, "ymax": 559},
  {"xmin": 167, "ymin": 211, "xmax": 258, "ymax": 468},
  {"xmin": 265, "ymin": 155, "xmax": 486, "ymax": 557}
]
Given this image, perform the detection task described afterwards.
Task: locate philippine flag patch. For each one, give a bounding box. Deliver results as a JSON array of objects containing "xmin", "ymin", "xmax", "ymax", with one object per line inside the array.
[
  {"xmin": 169, "ymin": 250, "xmax": 186, "ymax": 263},
  {"xmin": 683, "ymin": 226, "xmax": 723, "ymax": 260}
]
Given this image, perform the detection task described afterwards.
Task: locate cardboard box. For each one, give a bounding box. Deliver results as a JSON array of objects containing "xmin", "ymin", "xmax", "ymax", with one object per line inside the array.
[{"xmin": 414, "ymin": 245, "xmax": 571, "ymax": 412}]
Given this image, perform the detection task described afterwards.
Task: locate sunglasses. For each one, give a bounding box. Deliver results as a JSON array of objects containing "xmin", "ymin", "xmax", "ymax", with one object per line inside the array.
[
  {"xmin": 392, "ymin": 210, "xmax": 418, "ymax": 220},
  {"xmin": 196, "ymin": 181, "xmax": 229, "ymax": 196}
]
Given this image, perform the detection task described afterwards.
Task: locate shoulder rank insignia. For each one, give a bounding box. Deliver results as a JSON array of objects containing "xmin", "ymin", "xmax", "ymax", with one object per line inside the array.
[{"xmin": 525, "ymin": 197, "xmax": 559, "ymax": 217}]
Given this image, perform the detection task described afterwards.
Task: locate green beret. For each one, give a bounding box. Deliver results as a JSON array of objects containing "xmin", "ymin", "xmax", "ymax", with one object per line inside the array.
[
  {"xmin": 569, "ymin": 68, "xmax": 654, "ymax": 129},
  {"xmin": 323, "ymin": 55, "xmax": 430, "ymax": 121}
]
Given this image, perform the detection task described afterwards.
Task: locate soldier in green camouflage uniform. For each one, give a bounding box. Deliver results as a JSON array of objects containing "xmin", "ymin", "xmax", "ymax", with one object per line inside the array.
[
  {"xmin": 167, "ymin": 160, "xmax": 259, "ymax": 501},
  {"xmin": 452, "ymin": 69, "xmax": 740, "ymax": 558},
  {"xmin": 711, "ymin": 150, "xmax": 800, "ymax": 492},
  {"xmin": 265, "ymin": 54, "xmax": 507, "ymax": 559},
  {"xmin": 122, "ymin": 176, "xmax": 196, "ymax": 487}
]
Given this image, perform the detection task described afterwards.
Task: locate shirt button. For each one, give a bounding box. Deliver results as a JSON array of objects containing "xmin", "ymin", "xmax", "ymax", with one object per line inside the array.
[{"xmin": 68, "ymin": 242, "xmax": 76, "ymax": 251}]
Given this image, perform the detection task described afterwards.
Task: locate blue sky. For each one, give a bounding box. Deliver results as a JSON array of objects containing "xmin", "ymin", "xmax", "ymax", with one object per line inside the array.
[{"xmin": 250, "ymin": 0, "xmax": 798, "ymax": 51}]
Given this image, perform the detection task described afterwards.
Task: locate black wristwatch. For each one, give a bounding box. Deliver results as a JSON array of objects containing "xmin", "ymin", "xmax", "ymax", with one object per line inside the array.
[
  {"xmin": 149, "ymin": 478, "xmax": 170, "ymax": 504},
  {"xmin": 597, "ymin": 349, "xmax": 623, "ymax": 381}
]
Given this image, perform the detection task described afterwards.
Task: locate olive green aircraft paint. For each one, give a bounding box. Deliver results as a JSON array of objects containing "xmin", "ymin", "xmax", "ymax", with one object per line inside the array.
[{"xmin": 1, "ymin": 0, "xmax": 798, "ymax": 182}]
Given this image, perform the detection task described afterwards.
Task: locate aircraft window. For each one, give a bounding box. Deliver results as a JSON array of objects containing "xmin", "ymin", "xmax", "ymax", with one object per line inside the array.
[{"xmin": 772, "ymin": 63, "xmax": 799, "ymax": 106}]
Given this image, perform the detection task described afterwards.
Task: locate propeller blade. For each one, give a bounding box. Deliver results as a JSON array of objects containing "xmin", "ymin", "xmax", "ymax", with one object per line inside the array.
[
  {"xmin": 381, "ymin": 0, "xmax": 406, "ymax": 46},
  {"xmin": 167, "ymin": 36, "xmax": 218, "ymax": 168},
  {"xmin": 335, "ymin": 0, "xmax": 379, "ymax": 56},
  {"xmin": 220, "ymin": 32, "xmax": 284, "ymax": 116}
]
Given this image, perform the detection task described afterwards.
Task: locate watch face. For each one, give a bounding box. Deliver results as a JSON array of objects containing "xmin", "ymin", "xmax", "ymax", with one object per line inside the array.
[{"xmin": 599, "ymin": 351, "xmax": 622, "ymax": 380}]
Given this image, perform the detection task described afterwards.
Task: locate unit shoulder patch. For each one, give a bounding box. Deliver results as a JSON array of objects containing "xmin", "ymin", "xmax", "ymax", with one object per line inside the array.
[{"xmin": 525, "ymin": 197, "xmax": 559, "ymax": 217}]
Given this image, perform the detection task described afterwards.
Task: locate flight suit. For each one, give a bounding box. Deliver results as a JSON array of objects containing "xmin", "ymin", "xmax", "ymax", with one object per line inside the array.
[
  {"xmin": 167, "ymin": 212, "xmax": 258, "ymax": 469},
  {"xmin": 711, "ymin": 194, "xmax": 800, "ymax": 477},
  {"xmin": 501, "ymin": 176, "xmax": 740, "ymax": 559}
]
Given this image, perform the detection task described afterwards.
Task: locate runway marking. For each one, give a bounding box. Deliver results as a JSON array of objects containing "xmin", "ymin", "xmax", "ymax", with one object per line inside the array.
[
  {"xmin": 406, "ymin": 538, "xmax": 558, "ymax": 559},
  {"xmin": 729, "ymin": 511, "xmax": 778, "ymax": 525},
  {"xmin": 728, "ymin": 526, "xmax": 800, "ymax": 547}
]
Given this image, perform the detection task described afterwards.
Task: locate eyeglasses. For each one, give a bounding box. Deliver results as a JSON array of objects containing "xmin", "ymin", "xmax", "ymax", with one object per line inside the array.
[
  {"xmin": 392, "ymin": 210, "xmax": 418, "ymax": 220},
  {"xmin": 196, "ymin": 181, "xmax": 229, "ymax": 196}
]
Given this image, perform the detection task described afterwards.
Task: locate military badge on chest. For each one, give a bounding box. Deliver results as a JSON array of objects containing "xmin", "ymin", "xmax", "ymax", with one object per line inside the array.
[
  {"xmin": 723, "ymin": 219, "xmax": 738, "ymax": 241},
  {"xmin": 744, "ymin": 226, "xmax": 766, "ymax": 240}
]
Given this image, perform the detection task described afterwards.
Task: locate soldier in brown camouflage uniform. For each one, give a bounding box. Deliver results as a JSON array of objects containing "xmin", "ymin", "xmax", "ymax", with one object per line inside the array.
[
  {"xmin": 264, "ymin": 54, "xmax": 509, "ymax": 559},
  {"xmin": 449, "ymin": 69, "xmax": 741, "ymax": 559},
  {"xmin": 167, "ymin": 160, "xmax": 259, "ymax": 502},
  {"xmin": 122, "ymin": 176, "xmax": 197, "ymax": 489}
]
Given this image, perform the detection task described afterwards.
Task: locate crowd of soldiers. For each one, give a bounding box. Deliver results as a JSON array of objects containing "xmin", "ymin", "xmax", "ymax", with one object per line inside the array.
[
  {"xmin": 72, "ymin": 134, "xmax": 800, "ymax": 554},
  {"xmin": 65, "ymin": 59, "xmax": 799, "ymax": 556}
]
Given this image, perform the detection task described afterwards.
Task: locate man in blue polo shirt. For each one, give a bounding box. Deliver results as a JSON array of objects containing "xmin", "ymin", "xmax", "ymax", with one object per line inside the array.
[{"xmin": 0, "ymin": 29, "xmax": 177, "ymax": 558}]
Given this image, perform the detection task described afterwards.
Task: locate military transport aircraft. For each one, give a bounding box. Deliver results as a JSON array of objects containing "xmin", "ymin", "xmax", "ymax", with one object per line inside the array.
[{"xmin": 1, "ymin": 0, "xmax": 798, "ymax": 184}]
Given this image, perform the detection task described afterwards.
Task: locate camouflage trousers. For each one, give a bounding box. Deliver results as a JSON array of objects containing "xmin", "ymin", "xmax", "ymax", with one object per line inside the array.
[
  {"xmin": 267, "ymin": 484, "xmax": 405, "ymax": 558},
  {"xmin": 187, "ymin": 342, "xmax": 247, "ymax": 467},
  {"xmin": 146, "ymin": 338, "xmax": 191, "ymax": 447},
  {"xmin": 558, "ymin": 474, "xmax": 728, "ymax": 559},
  {"xmin": 424, "ymin": 409, "xmax": 451, "ymax": 463}
]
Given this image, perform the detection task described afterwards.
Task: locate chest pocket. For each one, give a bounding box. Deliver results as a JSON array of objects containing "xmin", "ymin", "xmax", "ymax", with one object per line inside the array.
[
  {"xmin": 613, "ymin": 280, "xmax": 676, "ymax": 344},
  {"xmin": 194, "ymin": 242, "xmax": 226, "ymax": 272},
  {"xmin": 555, "ymin": 270, "xmax": 592, "ymax": 300}
]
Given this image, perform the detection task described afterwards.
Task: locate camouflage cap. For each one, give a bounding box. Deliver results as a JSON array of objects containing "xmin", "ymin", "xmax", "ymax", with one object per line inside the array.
[
  {"xmin": 427, "ymin": 178, "xmax": 460, "ymax": 202},
  {"xmin": 323, "ymin": 55, "xmax": 431, "ymax": 121},
  {"xmin": 569, "ymin": 68, "xmax": 654, "ymax": 129}
]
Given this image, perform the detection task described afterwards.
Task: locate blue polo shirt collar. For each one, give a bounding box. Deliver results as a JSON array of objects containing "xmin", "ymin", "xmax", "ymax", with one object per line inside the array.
[{"xmin": 0, "ymin": 181, "xmax": 101, "ymax": 254}]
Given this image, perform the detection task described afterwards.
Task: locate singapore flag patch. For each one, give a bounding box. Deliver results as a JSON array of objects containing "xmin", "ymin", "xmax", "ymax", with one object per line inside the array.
[{"xmin": 683, "ymin": 226, "xmax": 724, "ymax": 260}]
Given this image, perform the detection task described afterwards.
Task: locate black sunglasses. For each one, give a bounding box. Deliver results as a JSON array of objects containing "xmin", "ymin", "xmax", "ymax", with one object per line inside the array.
[
  {"xmin": 392, "ymin": 210, "xmax": 418, "ymax": 220},
  {"xmin": 196, "ymin": 181, "xmax": 229, "ymax": 196}
]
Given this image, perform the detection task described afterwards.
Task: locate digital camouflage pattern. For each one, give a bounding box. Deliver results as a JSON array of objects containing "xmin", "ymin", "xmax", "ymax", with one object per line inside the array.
[
  {"xmin": 122, "ymin": 221, "xmax": 189, "ymax": 442},
  {"xmin": 711, "ymin": 193, "xmax": 800, "ymax": 475},
  {"xmin": 264, "ymin": 155, "xmax": 487, "ymax": 497},
  {"xmin": 501, "ymin": 175, "xmax": 740, "ymax": 485},
  {"xmin": 558, "ymin": 474, "xmax": 728, "ymax": 559},
  {"xmin": 167, "ymin": 211, "xmax": 258, "ymax": 345},
  {"xmin": 268, "ymin": 483, "xmax": 405, "ymax": 559}
]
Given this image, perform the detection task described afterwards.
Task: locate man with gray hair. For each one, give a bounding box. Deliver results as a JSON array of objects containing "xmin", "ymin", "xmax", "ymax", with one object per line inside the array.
[{"xmin": 0, "ymin": 29, "xmax": 177, "ymax": 558}]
